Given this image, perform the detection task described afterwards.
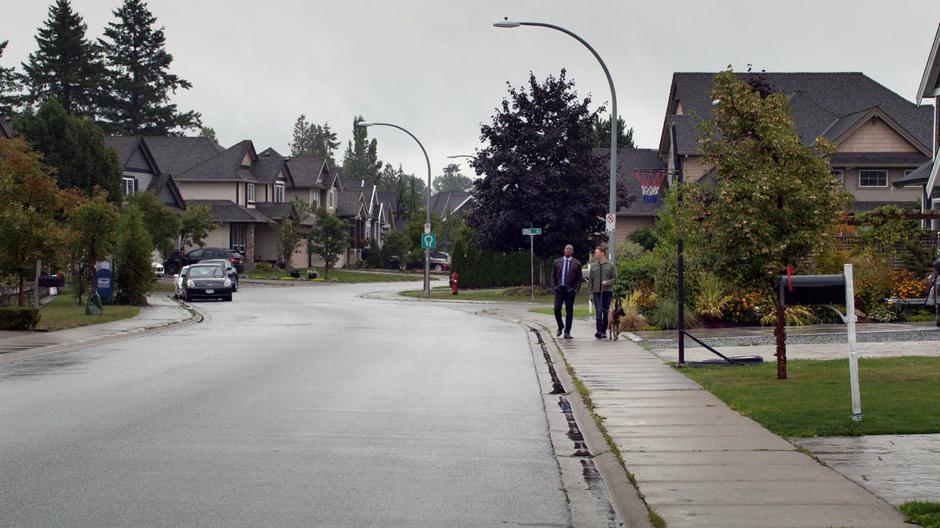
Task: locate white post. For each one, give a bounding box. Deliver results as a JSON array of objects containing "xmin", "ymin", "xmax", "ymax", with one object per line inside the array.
[{"xmin": 844, "ymin": 263, "xmax": 862, "ymax": 421}]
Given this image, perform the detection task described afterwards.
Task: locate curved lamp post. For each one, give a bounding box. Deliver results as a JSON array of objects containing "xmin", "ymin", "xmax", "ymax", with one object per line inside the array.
[
  {"xmin": 357, "ymin": 121, "xmax": 432, "ymax": 298},
  {"xmin": 493, "ymin": 18, "xmax": 619, "ymax": 261}
]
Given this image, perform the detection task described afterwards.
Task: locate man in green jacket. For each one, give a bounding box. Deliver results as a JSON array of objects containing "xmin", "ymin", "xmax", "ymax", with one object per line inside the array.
[{"xmin": 588, "ymin": 246, "xmax": 617, "ymax": 339}]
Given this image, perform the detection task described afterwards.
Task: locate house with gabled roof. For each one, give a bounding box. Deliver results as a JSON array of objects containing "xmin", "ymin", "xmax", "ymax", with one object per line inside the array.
[
  {"xmin": 615, "ymin": 71, "xmax": 936, "ymax": 239},
  {"xmin": 897, "ymin": 22, "xmax": 940, "ymax": 228},
  {"xmin": 430, "ymin": 191, "xmax": 473, "ymax": 221}
]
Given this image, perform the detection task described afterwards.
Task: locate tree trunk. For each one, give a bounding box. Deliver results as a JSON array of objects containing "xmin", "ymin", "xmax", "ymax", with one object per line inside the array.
[
  {"xmin": 774, "ymin": 298, "xmax": 787, "ymax": 380},
  {"xmin": 17, "ymin": 271, "xmax": 25, "ymax": 307}
]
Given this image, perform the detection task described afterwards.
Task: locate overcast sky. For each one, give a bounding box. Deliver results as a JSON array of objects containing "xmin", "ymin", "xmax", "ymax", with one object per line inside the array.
[{"xmin": 2, "ymin": 0, "xmax": 939, "ymax": 181}]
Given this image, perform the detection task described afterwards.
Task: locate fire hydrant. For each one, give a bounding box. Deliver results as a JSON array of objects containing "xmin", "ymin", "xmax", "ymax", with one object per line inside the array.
[{"xmin": 449, "ymin": 272, "xmax": 459, "ymax": 295}]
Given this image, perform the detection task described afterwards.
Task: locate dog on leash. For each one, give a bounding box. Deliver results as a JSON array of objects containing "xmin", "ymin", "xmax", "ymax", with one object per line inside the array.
[{"xmin": 608, "ymin": 299, "xmax": 626, "ymax": 340}]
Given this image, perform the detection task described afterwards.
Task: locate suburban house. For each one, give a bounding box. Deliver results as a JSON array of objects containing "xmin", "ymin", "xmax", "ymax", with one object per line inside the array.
[
  {"xmin": 614, "ymin": 71, "xmax": 937, "ymax": 239},
  {"xmin": 898, "ymin": 22, "xmax": 940, "ymax": 229},
  {"xmin": 430, "ymin": 191, "xmax": 473, "ymax": 221}
]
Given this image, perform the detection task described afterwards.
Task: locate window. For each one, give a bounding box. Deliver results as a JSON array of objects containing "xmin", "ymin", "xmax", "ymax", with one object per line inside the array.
[
  {"xmin": 247, "ymin": 183, "xmax": 256, "ymax": 203},
  {"xmin": 122, "ymin": 177, "xmax": 136, "ymax": 197},
  {"xmin": 230, "ymin": 224, "xmax": 246, "ymax": 254},
  {"xmin": 274, "ymin": 183, "xmax": 285, "ymax": 203},
  {"xmin": 858, "ymin": 169, "xmax": 888, "ymax": 188},
  {"xmin": 312, "ymin": 190, "xmax": 320, "ymax": 207},
  {"xmin": 831, "ymin": 170, "xmax": 844, "ymax": 184},
  {"xmin": 327, "ymin": 189, "xmax": 335, "ymax": 208}
]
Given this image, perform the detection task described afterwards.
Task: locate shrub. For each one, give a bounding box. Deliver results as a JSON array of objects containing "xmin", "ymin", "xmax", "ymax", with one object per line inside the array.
[
  {"xmin": 866, "ymin": 303, "xmax": 898, "ymax": 323},
  {"xmin": 891, "ymin": 269, "xmax": 926, "ymax": 299},
  {"xmin": 755, "ymin": 296, "xmax": 815, "ymax": 326},
  {"xmin": 0, "ymin": 307, "xmax": 40, "ymax": 330},
  {"xmin": 255, "ymin": 262, "xmax": 272, "ymax": 272},
  {"xmin": 721, "ymin": 291, "xmax": 760, "ymax": 325},
  {"xmin": 649, "ymin": 298, "xmax": 699, "ymax": 330},
  {"xmin": 627, "ymin": 226, "xmax": 657, "ymax": 251},
  {"xmin": 693, "ymin": 272, "xmax": 731, "ymax": 321},
  {"xmin": 615, "ymin": 250, "xmax": 659, "ymax": 296}
]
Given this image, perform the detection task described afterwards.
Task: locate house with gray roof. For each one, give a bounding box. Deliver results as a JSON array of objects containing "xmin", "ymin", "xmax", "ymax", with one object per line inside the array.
[
  {"xmin": 430, "ymin": 191, "xmax": 473, "ymax": 221},
  {"xmin": 900, "ymin": 22, "xmax": 940, "ymax": 228},
  {"xmin": 614, "ymin": 70, "xmax": 937, "ymax": 239}
]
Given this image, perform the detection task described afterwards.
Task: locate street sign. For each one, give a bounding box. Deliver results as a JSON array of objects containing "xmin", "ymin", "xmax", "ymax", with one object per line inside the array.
[
  {"xmin": 522, "ymin": 227, "xmax": 542, "ymax": 236},
  {"xmin": 423, "ymin": 223, "xmax": 431, "ymax": 234},
  {"xmin": 421, "ymin": 233, "xmax": 437, "ymax": 250},
  {"xmin": 605, "ymin": 213, "xmax": 616, "ymax": 232}
]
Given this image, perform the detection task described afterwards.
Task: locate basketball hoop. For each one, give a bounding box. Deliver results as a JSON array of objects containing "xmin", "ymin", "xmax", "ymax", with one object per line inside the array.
[{"xmin": 634, "ymin": 170, "xmax": 666, "ymax": 204}]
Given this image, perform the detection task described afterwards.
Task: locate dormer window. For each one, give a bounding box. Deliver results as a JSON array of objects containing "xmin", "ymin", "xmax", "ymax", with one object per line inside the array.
[
  {"xmin": 274, "ymin": 182, "xmax": 285, "ymax": 203},
  {"xmin": 247, "ymin": 183, "xmax": 256, "ymax": 204},
  {"xmin": 122, "ymin": 177, "xmax": 137, "ymax": 197},
  {"xmin": 328, "ymin": 189, "xmax": 335, "ymax": 208}
]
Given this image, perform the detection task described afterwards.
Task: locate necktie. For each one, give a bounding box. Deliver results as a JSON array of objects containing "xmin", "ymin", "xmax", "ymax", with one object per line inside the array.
[{"xmin": 562, "ymin": 258, "xmax": 569, "ymax": 288}]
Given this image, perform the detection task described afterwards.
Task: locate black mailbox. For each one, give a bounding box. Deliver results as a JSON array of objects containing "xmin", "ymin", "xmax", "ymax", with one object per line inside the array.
[
  {"xmin": 37, "ymin": 275, "xmax": 65, "ymax": 288},
  {"xmin": 779, "ymin": 274, "xmax": 845, "ymax": 306}
]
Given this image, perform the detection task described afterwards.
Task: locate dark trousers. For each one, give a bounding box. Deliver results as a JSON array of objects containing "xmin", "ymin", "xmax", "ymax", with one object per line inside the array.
[
  {"xmin": 593, "ymin": 291, "xmax": 613, "ymax": 335},
  {"xmin": 554, "ymin": 288, "xmax": 577, "ymax": 334}
]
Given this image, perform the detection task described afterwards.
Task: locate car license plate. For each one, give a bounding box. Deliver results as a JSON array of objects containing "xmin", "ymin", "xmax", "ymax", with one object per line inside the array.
[{"xmin": 205, "ymin": 289, "xmax": 214, "ymax": 294}]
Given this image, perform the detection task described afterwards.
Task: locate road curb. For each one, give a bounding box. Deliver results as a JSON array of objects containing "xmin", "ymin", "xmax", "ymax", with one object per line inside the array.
[
  {"xmin": 523, "ymin": 321, "xmax": 654, "ymax": 528},
  {"xmin": 0, "ymin": 295, "xmax": 203, "ymax": 365}
]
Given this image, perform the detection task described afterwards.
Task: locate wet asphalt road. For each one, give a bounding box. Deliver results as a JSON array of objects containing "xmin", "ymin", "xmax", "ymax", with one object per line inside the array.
[{"xmin": 0, "ymin": 282, "xmax": 569, "ymax": 527}]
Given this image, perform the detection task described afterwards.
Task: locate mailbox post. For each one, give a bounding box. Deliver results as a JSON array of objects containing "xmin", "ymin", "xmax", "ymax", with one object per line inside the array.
[{"xmin": 780, "ymin": 264, "xmax": 861, "ymax": 421}]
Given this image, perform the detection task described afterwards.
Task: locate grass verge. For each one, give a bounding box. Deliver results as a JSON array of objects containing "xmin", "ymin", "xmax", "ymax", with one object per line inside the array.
[
  {"xmin": 151, "ymin": 281, "xmax": 175, "ymax": 294},
  {"xmin": 900, "ymin": 501, "xmax": 940, "ymax": 527},
  {"xmin": 38, "ymin": 294, "xmax": 139, "ymax": 332},
  {"xmin": 681, "ymin": 357, "xmax": 940, "ymax": 437},
  {"xmin": 246, "ymin": 268, "xmax": 422, "ymax": 283}
]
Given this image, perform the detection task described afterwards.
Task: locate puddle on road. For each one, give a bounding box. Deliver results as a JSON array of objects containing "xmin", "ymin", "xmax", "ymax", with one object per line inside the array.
[{"xmin": 0, "ymin": 354, "xmax": 86, "ymax": 379}]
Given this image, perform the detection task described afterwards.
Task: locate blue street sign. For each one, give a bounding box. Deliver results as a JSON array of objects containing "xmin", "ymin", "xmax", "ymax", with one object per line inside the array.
[{"xmin": 421, "ymin": 233, "xmax": 437, "ymax": 250}]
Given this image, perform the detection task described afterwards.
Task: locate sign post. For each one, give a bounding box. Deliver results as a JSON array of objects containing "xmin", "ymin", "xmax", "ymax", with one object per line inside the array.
[{"xmin": 522, "ymin": 227, "xmax": 543, "ymax": 301}]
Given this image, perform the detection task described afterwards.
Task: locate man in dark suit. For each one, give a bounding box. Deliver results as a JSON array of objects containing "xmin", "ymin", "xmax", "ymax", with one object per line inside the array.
[{"xmin": 552, "ymin": 244, "xmax": 582, "ymax": 339}]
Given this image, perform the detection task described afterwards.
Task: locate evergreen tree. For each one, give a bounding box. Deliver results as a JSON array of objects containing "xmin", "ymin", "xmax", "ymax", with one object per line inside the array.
[
  {"xmin": 0, "ymin": 41, "xmax": 22, "ymax": 115},
  {"xmin": 21, "ymin": 0, "xmax": 104, "ymax": 115},
  {"xmin": 98, "ymin": 0, "xmax": 200, "ymax": 134},
  {"xmin": 15, "ymin": 99, "xmax": 123, "ymax": 200},
  {"xmin": 115, "ymin": 204, "xmax": 153, "ymax": 305},
  {"xmin": 309, "ymin": 122, "xmax": 339, "ymax": 163},
  {"xmin": 432, "ymin": 163, "xmax": 473, "ymax": 192},
  {"xmin": 590, "ymin": 115, "xmax": 635, "ymax": 150},
  {"xmin": 341, "ymin": 116, "xmax": 381, "ymax": 182},
  {"xmin": 289, "ymin": 114, "xmax": 312, "ymax": 156}
]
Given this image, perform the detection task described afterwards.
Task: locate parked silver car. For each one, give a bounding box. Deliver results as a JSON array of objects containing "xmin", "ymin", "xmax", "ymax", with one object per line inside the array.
[{"xmin": 199, "ymin": 259, "xmax": 239, "ymax": 292}]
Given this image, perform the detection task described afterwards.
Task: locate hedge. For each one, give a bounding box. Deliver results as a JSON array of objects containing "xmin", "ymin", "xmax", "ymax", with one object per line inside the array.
[
  {"xmin": 451, "ymin": 239, "xmax": 533, "ymax": 289},
  {"xmin": 0, "ymin": 307, "xmax": 41, "ymax": 330}
]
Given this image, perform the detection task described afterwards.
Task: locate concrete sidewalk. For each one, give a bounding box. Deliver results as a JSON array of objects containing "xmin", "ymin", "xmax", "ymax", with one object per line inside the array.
[
  {"xmin": 0, "ymin": 294, "xmax": 195, "ymax": 361},
  {"xmin": 521, "ymin": 313, "xmax": 907, "ymax": 527}
]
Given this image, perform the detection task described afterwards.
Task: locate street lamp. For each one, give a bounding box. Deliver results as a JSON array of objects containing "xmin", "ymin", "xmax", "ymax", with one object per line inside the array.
[
  {"xmin": 493, "ymin": 18, "xmax": 620, "ymax": 261},
  {"xmin": 357, "ymin": 121, "xmax": 432, "ymax": 298}
]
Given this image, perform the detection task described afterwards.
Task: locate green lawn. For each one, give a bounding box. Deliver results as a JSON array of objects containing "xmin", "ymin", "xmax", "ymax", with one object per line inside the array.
[
  {"xmin": 38, "ymin": 294, "xmax": 140, "ymax": 332},
  {"xmin": 681, "ymin": 357, "xmax": 940, "ymax": 437},
  {"xmin": 151, "ymin": 281, "xmax": 175, "ymax": 294},
  {"xmin": 901, "ymin": 501, "xmax": 940, "ymax": 528},
  {"xmin": 401, "ymin": 286, "xmax": 591, "ymax": 304},
  {"xmin": 245, "ymin": 268, "xmax": 422, "ymax": 283}
]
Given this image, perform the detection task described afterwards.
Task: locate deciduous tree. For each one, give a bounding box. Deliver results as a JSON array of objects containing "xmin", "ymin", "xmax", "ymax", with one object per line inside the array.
[
  {"xmin": 97, "ymin": 0, "xmax": 200, "ymax": 134},
  {"xmin": 274, "ymin": 198, "xmax": 313, "ymax": 268},
  {"xmin": 467, "ymin": 70, "xmax": 606, "ymax": 262},
  {"xmin": 21, "ymin": 0, "xmax": 104, "ymax": 115},
  {"xmin": 127, "ymin": 191, "xmax": 180, "ymax": 257},
  {"xmin": 67, "ymin": 189, "xmax": 119, "ymax": 304},
  {"xmin": 687, "ymin": 69, "xmax": 849, "ymax": 379},
  {"xmin": 0, "ymin": 138, "xmax": 67, "ymax": 306},
  {"xmin": 179, "ymin": 203, "xmax": 215, "ymax": 248},
  {"xmin": 309, "ymin": 208, "xmax": 348, "ymax": 279}
]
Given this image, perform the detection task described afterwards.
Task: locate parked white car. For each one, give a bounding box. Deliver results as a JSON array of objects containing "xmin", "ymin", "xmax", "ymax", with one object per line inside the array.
[
  {"xmin": 152, "ymin": 262, "xmax": 165, "ymax": 277},
  {"xmin": 173, "ymin": 265, "xmax": 189, "ymax": 299}
]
